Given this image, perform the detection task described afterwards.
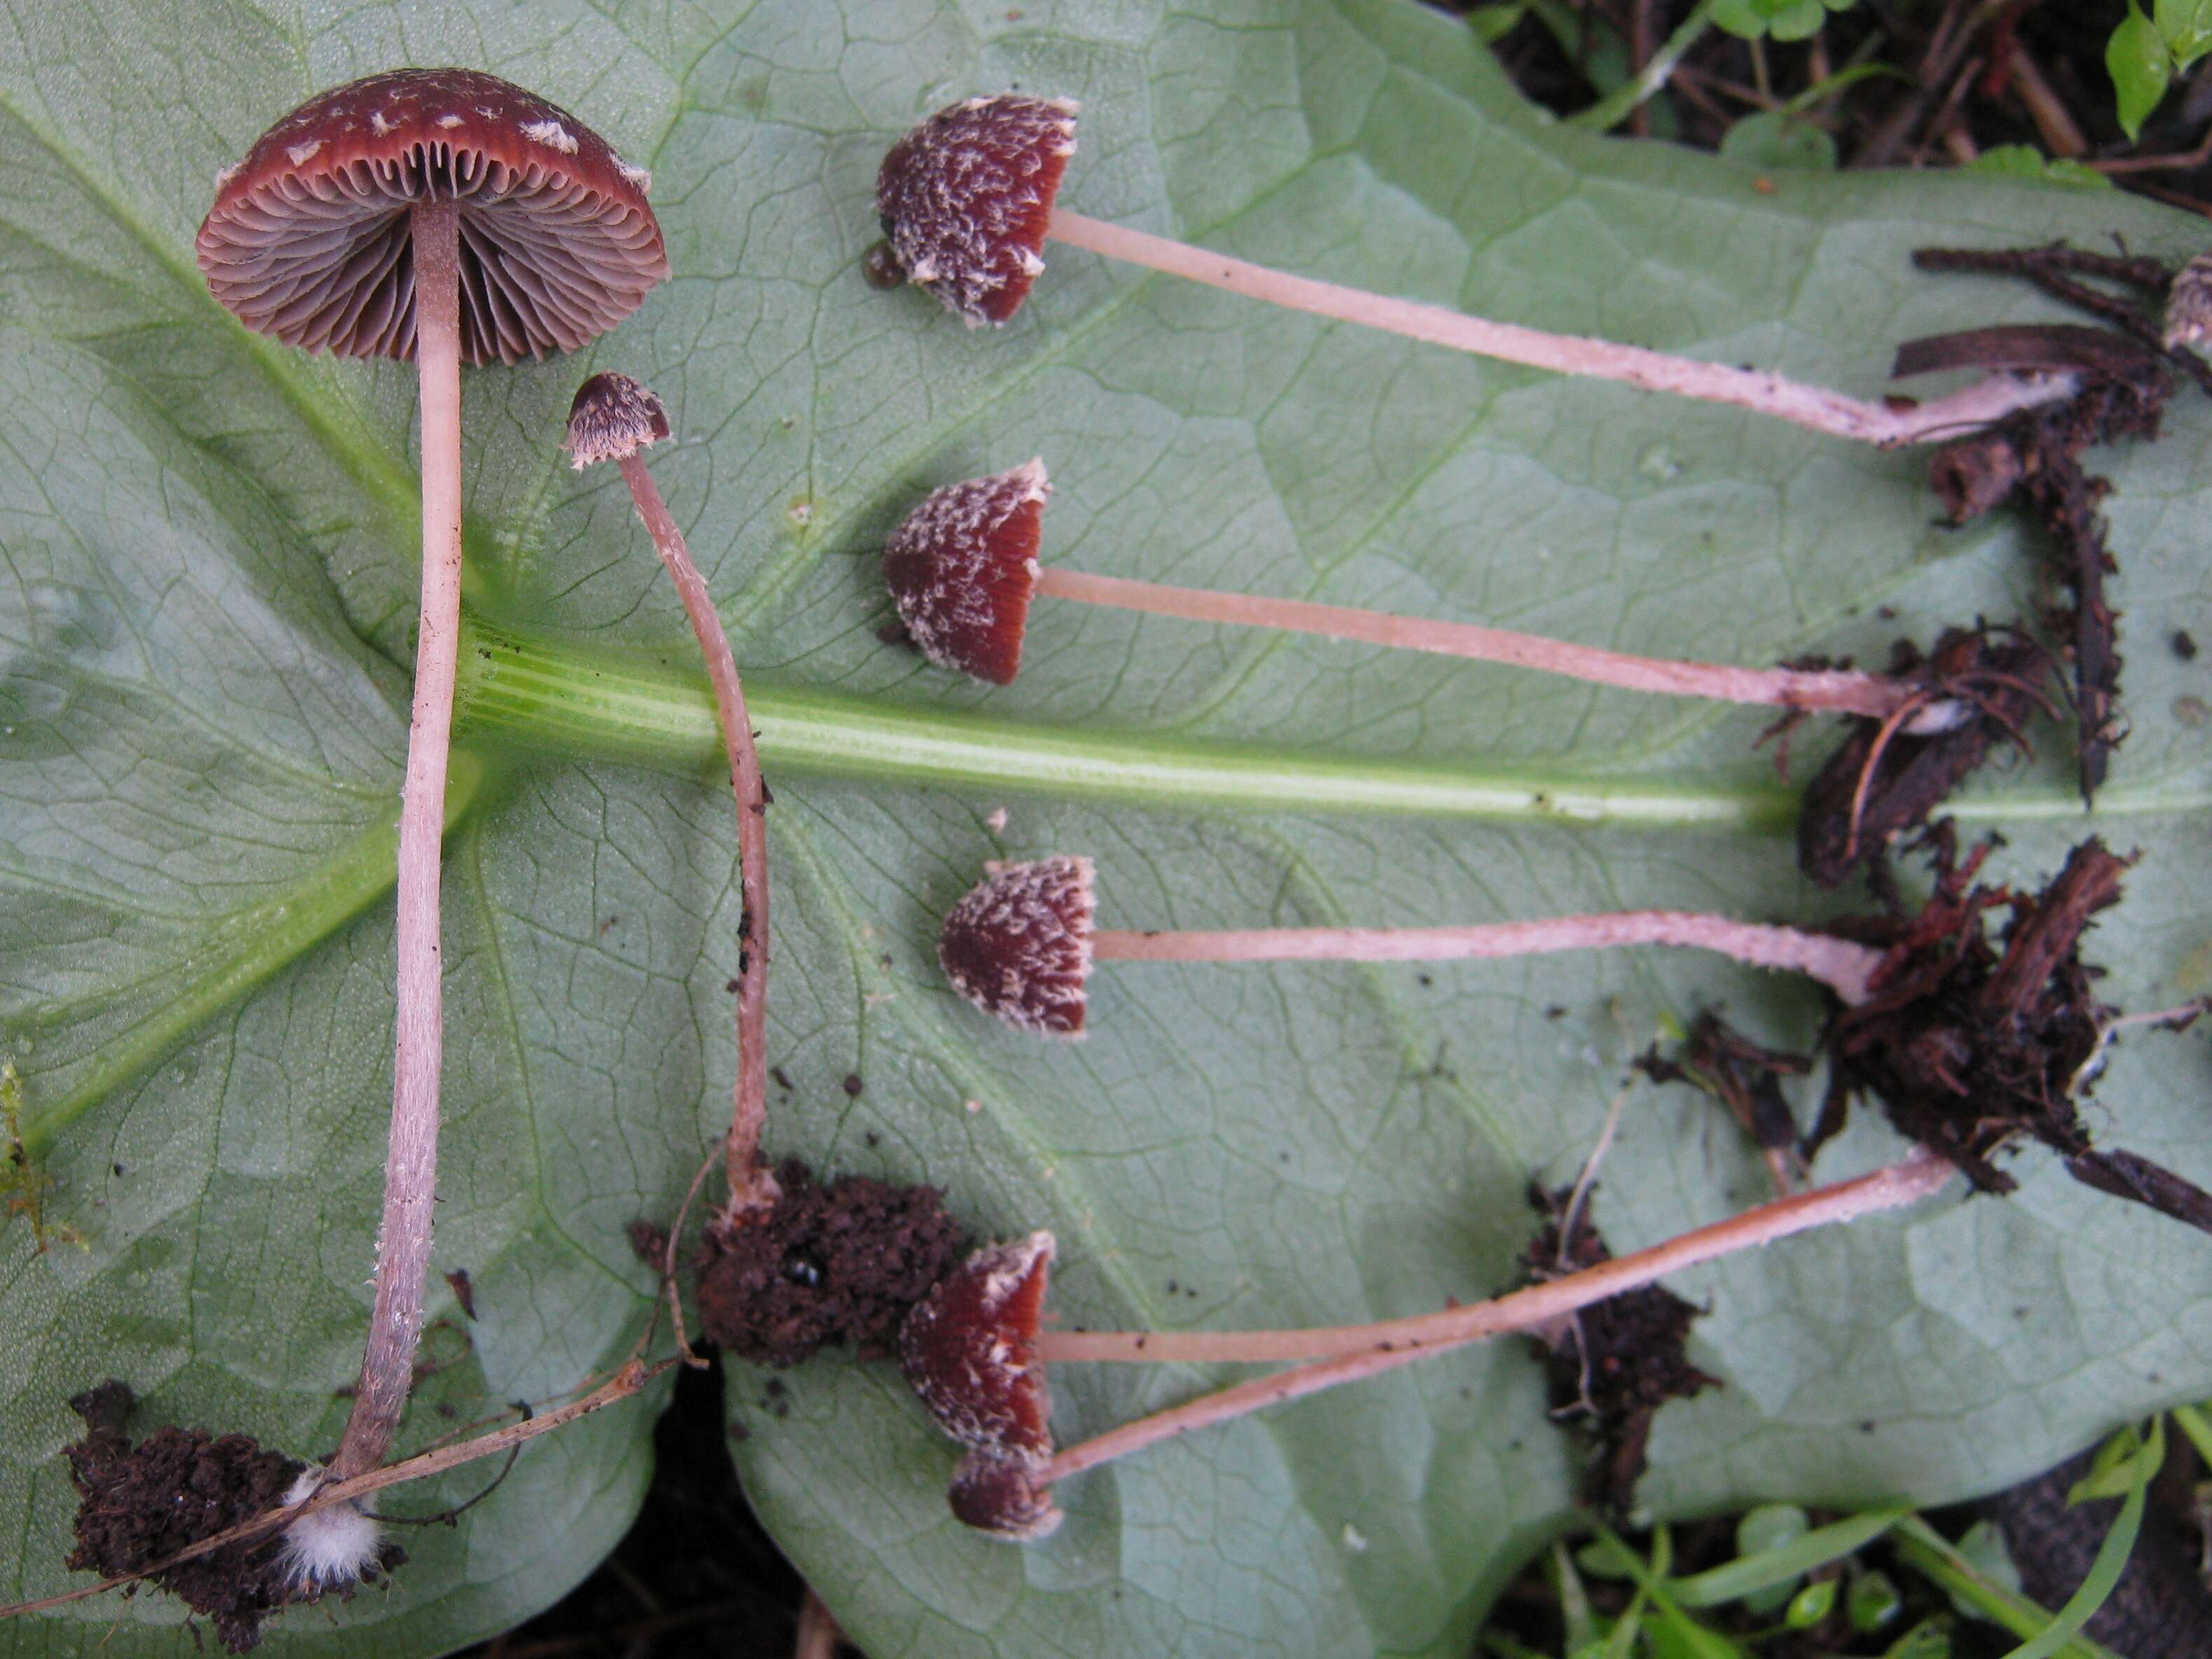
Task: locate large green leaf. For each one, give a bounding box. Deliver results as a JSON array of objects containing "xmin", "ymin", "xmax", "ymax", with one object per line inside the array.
[{"xmin": 4, "ymin": 2, "xmax": 2208, "ymax": 1656}]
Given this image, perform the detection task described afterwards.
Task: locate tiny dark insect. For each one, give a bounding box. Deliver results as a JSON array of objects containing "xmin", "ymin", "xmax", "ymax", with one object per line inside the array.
[
  {"xmin": 842, "ymin": 1073, "xmax": 864, "ymax": 1097},
  {"xmin": 2175, "ymin": 630, "xmax": 2200, "ymax": 661}
]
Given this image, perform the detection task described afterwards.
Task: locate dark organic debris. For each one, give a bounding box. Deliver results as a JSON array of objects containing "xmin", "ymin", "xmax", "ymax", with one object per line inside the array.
[
  {"xmin": 1904, "ymin": 293, "xmax": 2181, "ymax": 801},
  {"xmin": 1637, "ymin": 1013, "xmax": 1810, "ymax": 1191},
  {"xmin": 62, "ymin": 1382, "xmax": 399, "ymax": 1652},
  {"xmin": 1797, "ymin": 626, "xmax": 2056, "ymax": 888},
  {"xmin": 1909, "ymin": 244, "xmax": 2212, "ymax": 393},
  {"xmin": 1815, "ymin": 837, "xmax": 2212, "ymax": 1234},
  {"xmin": 2063, "ymin": 1148, "xmax": 2212, "ymax": 1234},
  {"xmin": 1522, "ymin": 1185, "xmax": 1720, "ymax": 1516},
  {"xmin": 694, "ymin": 1159, "xmax": 970, "ymax": 1366}
]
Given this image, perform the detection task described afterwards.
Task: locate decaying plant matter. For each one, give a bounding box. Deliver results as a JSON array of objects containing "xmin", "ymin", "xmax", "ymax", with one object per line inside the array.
[
  {"xmin": 1794, "ymin": 625, "xmax": 2060, "ymax": 889},
  {"xmin": 1904, "ymin": 241, "xmax": 2212, "ymax": 802},
  {"xmin": 1813, "ymin": 834, "xmax": 2212, "ymax": 1234},
  {"xmin": 1522, "ymin": 1184, "xmax": 1721, "ymax": 1517},
  {"xmin": 691, "ymin": 1158, "xmax": 970, "ymax": 1366}
]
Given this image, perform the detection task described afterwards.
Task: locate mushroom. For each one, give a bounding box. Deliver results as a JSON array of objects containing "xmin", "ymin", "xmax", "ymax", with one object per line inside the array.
[
  {"xmin": 197, "ymin": 69, "xmax": 668, "ymax": 1486},
  {"xmin": 881, "ymin": 460, "xmax": 1971, "ymax": 731},
  {"xmin": 936, "ymin": 855, "xmax": 1885, "ymax": 1038},
  {"xmin": 900, "ymin": 1155, "xmax": 1957, "ymax": 1538},
  {"xmin": 564, "ymin": 373, "xmax": 778, "ymax": 1215},
  {"xmin": 874, "ymin": 96, "xmax": 2075, "ymax": 447},
  {"xmin": 898, "ymin": 1231, "xmax": 1061, "ymax": 1539}
]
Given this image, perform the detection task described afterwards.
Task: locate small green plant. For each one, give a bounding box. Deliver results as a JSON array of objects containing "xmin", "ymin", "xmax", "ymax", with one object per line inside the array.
[
  {"xmin": 2107, "ymin": 1, "xmax": 2212, "ymax": 137},
  {"xmin": 1713, "ymin": 0, "xmax": 1857, "ymax": 46},
  {"xmin": 0, "ymin": 1061, "xmax": 79, "ymax": 1253}
]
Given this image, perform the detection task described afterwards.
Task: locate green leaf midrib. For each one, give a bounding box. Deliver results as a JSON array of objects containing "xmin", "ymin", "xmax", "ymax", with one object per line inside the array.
[{"xmin": 449, "ymin": 615, "xmax": 2212, "ymax": 826}]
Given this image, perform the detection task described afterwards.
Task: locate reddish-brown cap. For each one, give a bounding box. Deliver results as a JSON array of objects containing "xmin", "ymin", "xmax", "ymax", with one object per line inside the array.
[
  {"xmin": 881, "ymin": 460, "xmax": 1048, "ymax": 684},
  {"xmin": 899, "ymin": 1230, "xmax": 1057, "ymax": 1457},
  {"xmin": 937, "ymin": 856, "xmax": 1094, "ymax": 1035},
  {"xmin": 876, "ymin": 95, "xmax": 1077, "ymax": 326},
  {"xmin": 198, "ymin": 69, "xmax": 667, "ymax": 365},
  {"xmin": 947, "ymin": 1447, "xmax": 1064, "ymax": 1541},
  {"xmin": 565, "ymin": 371, "xmax": 670, "ymax": 467}
]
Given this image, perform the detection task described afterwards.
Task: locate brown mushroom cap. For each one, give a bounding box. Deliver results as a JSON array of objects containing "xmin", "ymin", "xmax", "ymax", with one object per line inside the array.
[
  {"xmin": 937, "ymin": 856, "xmax": 1094, "ymax": 1036},
  {"xmin": 898, "ymin": 1231, "xmax": 1057, "ymax": 1458},
  {"xmin": 565, "ymin": 371, "xmax": 670, "ymax": 468},
  {"xmin": 198, "ymin": 68, "xmax": 668, "ymax": 366},
  {"xmin": 881, "ymin": 459, "xmax": 1048, "ymax": 684},
  {"xmin": 947, "ymin": 1447, "xmax": 1063, "ymax": 1541},
  {"xmin": 876, "ymin": 95, "xmax": 1077, "ymax": 326}
]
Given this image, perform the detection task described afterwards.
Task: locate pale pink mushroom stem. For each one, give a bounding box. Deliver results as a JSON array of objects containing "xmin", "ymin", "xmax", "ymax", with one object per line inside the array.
[
  {"xmin": 1045, "ymin": 211, "xmax": 2077, "ymax": 448},
  {"xmin": 1035, "ymin": 567, "xmax": 1936, "ymax": 722},
  {"xmin": 331, "ymin": 200, "xmax": 464, "ymax": 1482},
  {"xmin": 1091, "ymin": 910, "xmax": 1885, "ymax": 1005},
  {"xmin": 1039, "ymin": 1150, "xmax": 1958, "ymax": 1479},
  {"xmin": 613, "ymin": 454, "xmax": 774, "ymax": 1207}
]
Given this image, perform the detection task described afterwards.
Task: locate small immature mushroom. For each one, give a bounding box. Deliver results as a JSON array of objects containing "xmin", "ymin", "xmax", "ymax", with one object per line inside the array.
[
  {"xmin": 900, "ymin": 1155, "xmax": 1957, "ymax": 1538},
  {"xmin": 198, "ymin": 69, "xmax": 666, "ymax": 1490},
  {"xmin": 881, "ymin": 461, "xmax": 1966, "ymax": 730},
  {"xmin": 874, "ymin": 96, "xmax": 2074, "ymax": 448},
  {"xmin": 937, "ymin": 856, "xmax": 1885, "ymax": 1038},
  {"xmin": 565, "ymin": 373, "xmax": 776, "ymax": 1213}
]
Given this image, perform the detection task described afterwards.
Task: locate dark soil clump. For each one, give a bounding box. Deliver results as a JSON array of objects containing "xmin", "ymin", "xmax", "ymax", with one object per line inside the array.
[
  {"xmin": 1797, "ymin": 627, "xmax": 2056, "ymax": 888},
  {"xmin": 63, "ymin": 1382, "xmax": 303, "ymax": 1652},
  {"xmin": 694, "ymin": 1159, "xmax": 970, "ymax": 1366},
  {"xmin": 1522, "ymin": 1185, "xmax": 1720, "ymax": 1516}
]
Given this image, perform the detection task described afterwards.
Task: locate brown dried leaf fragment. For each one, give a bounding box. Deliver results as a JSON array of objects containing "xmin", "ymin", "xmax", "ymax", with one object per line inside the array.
[
  {"xmin": 694, "ymin": 1159, "xmax": 970, "ymax": 1366},
  {"xmin": 1639, "ymin": 1013, "xmax": 1811, "ymax": 1192},
  {"xmin": 1521, "ymin": 1186, "xmax": 1720, "ymax": 1517}
]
